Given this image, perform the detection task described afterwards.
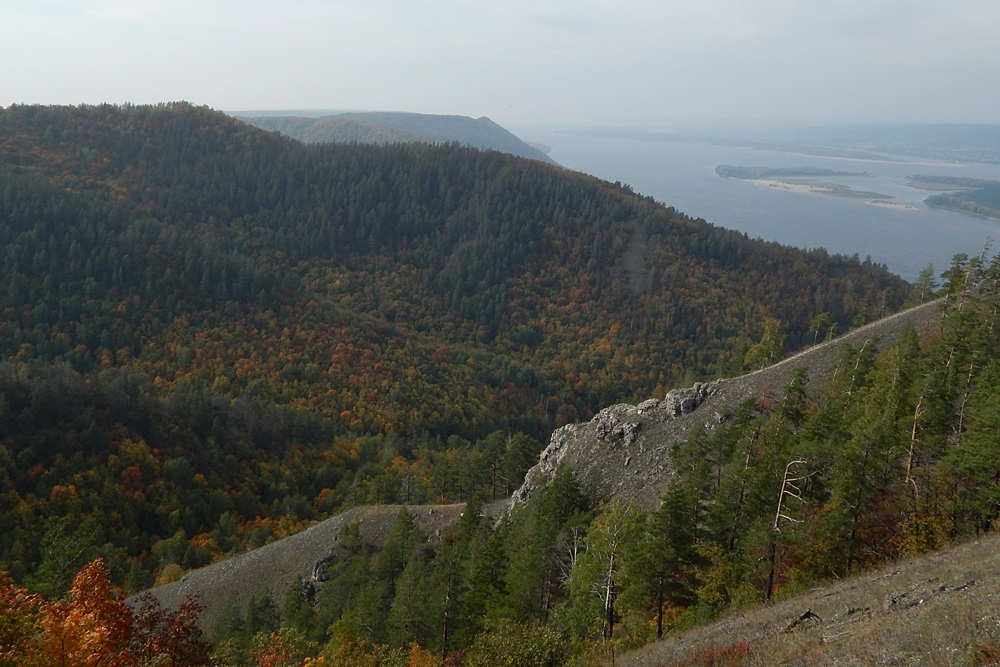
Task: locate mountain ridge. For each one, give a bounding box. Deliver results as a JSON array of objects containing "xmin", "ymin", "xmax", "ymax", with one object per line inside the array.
[{"xmin": 239, "ymin": 110, "xmax": 557, "ymax": 163}]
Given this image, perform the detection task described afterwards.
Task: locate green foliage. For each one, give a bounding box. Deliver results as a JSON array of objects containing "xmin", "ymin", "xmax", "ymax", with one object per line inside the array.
[
  {"xmin": 22, "ymin": 516, "xmax": 100, "ymax": 599},
  {"xmin": 565, "ymin": 498, "xmax": 640, "ymax": 640},
  {"xmin": 622, "ymin": 484, "xmax": 706, "ymax": 639},
  {"xmin": 463, "ymin": 620, "xmax": 567, "ymax": 667},
  {"xmin": 743, "ymin": 318, "xmax": 786, "ymax": 371},
  {"xmin": 945, "ymin": 359, "xmax": 1000, "ymax": 531},
  {"xmin": 908, "ymin": 264, "xmax": 939, "ymax": 305},
  {"xmin": 192, "ymin": 248, "xmax": 1000, "ymax": 660},
  {"xmin": 924, "ymin": 182, "xmax": 1000, "ymax": 220},
  {"xmin": 0, "ymin": 102, "xmax": 912, "ymax": 596}
]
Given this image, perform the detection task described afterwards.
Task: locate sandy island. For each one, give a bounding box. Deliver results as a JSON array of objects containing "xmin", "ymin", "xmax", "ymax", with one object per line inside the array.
[
  {"xmin": 780, "ymin": 150, "xmax": 962, "ymax": 168},
  {"xmin": 868, "ymin": 200, "xmax": 921, "ymax": 212},
  {"xmin": 747, "ymin": 179, "xmax": 827, "ymax": 195},
  {"xmin": 745, "ymin": 179, "xmax": 922, "ymax": 212}
]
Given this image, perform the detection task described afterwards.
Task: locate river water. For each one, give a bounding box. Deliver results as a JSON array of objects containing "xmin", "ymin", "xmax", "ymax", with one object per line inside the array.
[{"xmin": 518, "ymin": 128, "xmax": 1000, "ymax": 282}]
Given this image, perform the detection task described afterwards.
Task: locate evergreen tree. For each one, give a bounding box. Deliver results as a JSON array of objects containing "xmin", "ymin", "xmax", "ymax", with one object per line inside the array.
[
  {"xmin": 567, "ymin": 498, "xmax": 639, "ymax": 640},
  {"xmin": 623, "ymin": 484, "xmax": 704, "ymax": 639},
  {"xmin": 819, "ymin": 330, "xmax": 918, "ymax": 573},
  {"xmin": 944, "ymin": 359, "xmax": 1000, "ymax": 533},
  {"xmin": 909, "ymin": 264, "xmax": 938, "ymax": 305}
]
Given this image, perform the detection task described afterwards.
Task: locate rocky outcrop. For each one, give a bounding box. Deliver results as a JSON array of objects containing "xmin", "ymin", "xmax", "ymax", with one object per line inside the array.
[{"xmin": 512, "ymin": 380, "xmax": 723, "ymax": 508}]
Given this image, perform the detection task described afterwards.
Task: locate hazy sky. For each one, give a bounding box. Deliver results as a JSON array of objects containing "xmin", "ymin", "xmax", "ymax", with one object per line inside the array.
[{"xmin": 3, "ymin": 0, "xmax": 998, "ymax": 127}]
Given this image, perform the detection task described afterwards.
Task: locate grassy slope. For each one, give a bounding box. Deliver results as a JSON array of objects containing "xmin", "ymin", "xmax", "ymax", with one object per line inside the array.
[{"xmin": 622, "ymin": 533, "xmax": 1000, "ymax": 666}]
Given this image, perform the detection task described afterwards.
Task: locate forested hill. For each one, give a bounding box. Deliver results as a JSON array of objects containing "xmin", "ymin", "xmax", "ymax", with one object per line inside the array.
[
  {"xmin": 0, "ymin": 102, "xmax": 908, "ymax": 598},
  {"xmin": 0, "ymin": 102, "xmax": 907, "ymax": 437},
  {"xmin": 241, "ymin": 111, "xmax": 556, "ymax": 163}
]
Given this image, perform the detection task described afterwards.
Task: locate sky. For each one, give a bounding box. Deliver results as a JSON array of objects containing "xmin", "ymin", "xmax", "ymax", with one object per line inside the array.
[{"xmin": 2, "ymin": 0, "xmax": 999, "ymax": 128}]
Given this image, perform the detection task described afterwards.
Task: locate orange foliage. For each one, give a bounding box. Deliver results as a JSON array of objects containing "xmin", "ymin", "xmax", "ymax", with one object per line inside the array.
[
  {"xmin": 0, "ymin": 560, "xmax": 210, "ymax": 667},
  {"xmin": 0, "ymin": 571, "xmax": 42, "ymax": 667},
  {"xmin": 36, "ymin": 559, "xmax": 134, "ymax": 667},
  {"xmin": 407, "ymin": 642, "xmax": 442, "ymax": 667}
]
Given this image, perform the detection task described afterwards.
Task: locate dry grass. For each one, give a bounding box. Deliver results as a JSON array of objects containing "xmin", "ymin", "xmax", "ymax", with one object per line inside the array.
[{"xmin": 621, "ymin": 534, "xmax": 1000, "ymax": 666}]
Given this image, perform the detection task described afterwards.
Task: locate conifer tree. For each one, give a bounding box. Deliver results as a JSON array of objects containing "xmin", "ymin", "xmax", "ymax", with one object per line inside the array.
[
  {"xmin": 944, "ymin": 359, "xmax": 1000, "ymax": 533},
  {"xmin": 567, "ymin": 497, "xmax": 639, "ymax": 640},
  {"xmin": 820, "ymin": 330, "xmax": 918, "ymax": 572},
  {"xmin": 624, "ymin": 484, "xmax": 704, "ymax": 639}
]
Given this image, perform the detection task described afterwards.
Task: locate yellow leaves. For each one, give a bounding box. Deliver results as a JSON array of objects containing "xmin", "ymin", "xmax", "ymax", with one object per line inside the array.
[
  {"xmin": 48, "ymin": 484, "xmax": 80, "ymax": 506},
  {"xmin": 155, "ymin": 563, "xmax": 184, "ymax": 587},
  {"xmin": 37, "ymin": 559, "xmax": 134, "ymax": 667}
]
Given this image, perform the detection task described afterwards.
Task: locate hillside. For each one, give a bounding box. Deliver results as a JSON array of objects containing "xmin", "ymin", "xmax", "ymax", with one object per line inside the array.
[
  {"xmin": 0, "ymin": 102, "xmax": 922, "ymax": 661},
  {"xmin": 130, "ymin": 298, "xmax": 943, "ymax": 635},
  {"xmin": 513, "ymin": 297, "xmax": 944, "ymax": 509},
  {"xmin": 622, "ymin": 531, "xmax": 1000, "ymax": 666},
  {"xmin": 137, "ymin": 504, "xmax": 468, "ymax": 631},
  {"xmin": 0, "ymin": 103, "xmax": 907, "ymax": 449},
  {"xmin": 240, "ymin": 111, "xmax": 556, "ymax": 163}
]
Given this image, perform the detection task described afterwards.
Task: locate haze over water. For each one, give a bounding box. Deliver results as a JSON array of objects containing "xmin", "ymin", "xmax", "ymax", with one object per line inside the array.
[{"xmin": 526, "ymin": 130, "xmax": 1000, "ymax": 282}]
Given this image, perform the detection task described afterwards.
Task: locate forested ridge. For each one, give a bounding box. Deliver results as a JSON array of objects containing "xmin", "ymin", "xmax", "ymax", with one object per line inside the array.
[
  {"xmin": 240, "ymin": 111, "xmax": 555, "ymax": 163},
  {"xmin": 912, "ymin": 175, "xmax": 1000, "ymax": 221},
  {"xmin": 0, "ymin": 102, "xmax": 914, "ymax": 664}
]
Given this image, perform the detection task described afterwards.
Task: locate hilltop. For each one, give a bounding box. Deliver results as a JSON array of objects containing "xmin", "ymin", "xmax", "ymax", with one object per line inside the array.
[{"xmin": 239, "ymin": 111, "xmax": 556, "ymax": 163}]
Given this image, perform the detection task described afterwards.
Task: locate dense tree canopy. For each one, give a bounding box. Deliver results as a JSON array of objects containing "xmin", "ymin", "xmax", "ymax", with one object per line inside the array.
[{"xmin": 0, "ymin": 103, "xmax": 927, "ymax": 665}]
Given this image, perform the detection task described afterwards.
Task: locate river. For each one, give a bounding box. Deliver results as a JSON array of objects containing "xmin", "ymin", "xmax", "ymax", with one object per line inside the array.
[{"xmin": 517, "ymin": 128, "xmax": 1000, "ymax": 282}]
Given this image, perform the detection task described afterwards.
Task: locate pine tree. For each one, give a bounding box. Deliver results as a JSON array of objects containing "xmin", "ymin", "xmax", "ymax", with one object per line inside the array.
[
  {"xmin": 944, "ymin": 359, "xmax": 1000, "ymax": 533},
  {"xmin": 910, "ymin": 264, "xmax": 938, "ymax": 305},
  {"xmin": 820, "ymin": 330, "xmax": 918, "ymax": 572},
  {"xmin": 567, "ymin": 498, "xmax": 639, "ymax": 640},
  {"xmin": 624, "ymin": 484, "xmax": 705, "ymax": 639}
]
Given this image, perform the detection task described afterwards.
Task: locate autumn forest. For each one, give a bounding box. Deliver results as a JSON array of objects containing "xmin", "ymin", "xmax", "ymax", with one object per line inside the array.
[{"xmin": 0, "ymin": 103, "xmax": 956, "ymax": 666}]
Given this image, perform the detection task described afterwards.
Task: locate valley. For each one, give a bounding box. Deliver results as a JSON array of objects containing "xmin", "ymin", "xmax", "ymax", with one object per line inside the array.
[{"xmin": 0, "ymin": 103, "xmax": 997, "ymax": 667}]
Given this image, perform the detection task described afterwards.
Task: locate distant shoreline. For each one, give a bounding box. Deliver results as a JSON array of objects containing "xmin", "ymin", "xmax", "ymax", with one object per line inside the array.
[
  {"xmin": 924, "ymin": 202, "xmax": 1000, "ymax": 223},
  {"xmin": 779, "ymin": 150, "xmax": 958, "ymax": 168}
]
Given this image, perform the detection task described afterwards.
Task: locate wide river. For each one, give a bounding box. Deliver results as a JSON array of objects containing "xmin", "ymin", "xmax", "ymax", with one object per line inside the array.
[{"xmin": 518, "ymin": 128, "xmax": 1000, "ymax": 282}]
